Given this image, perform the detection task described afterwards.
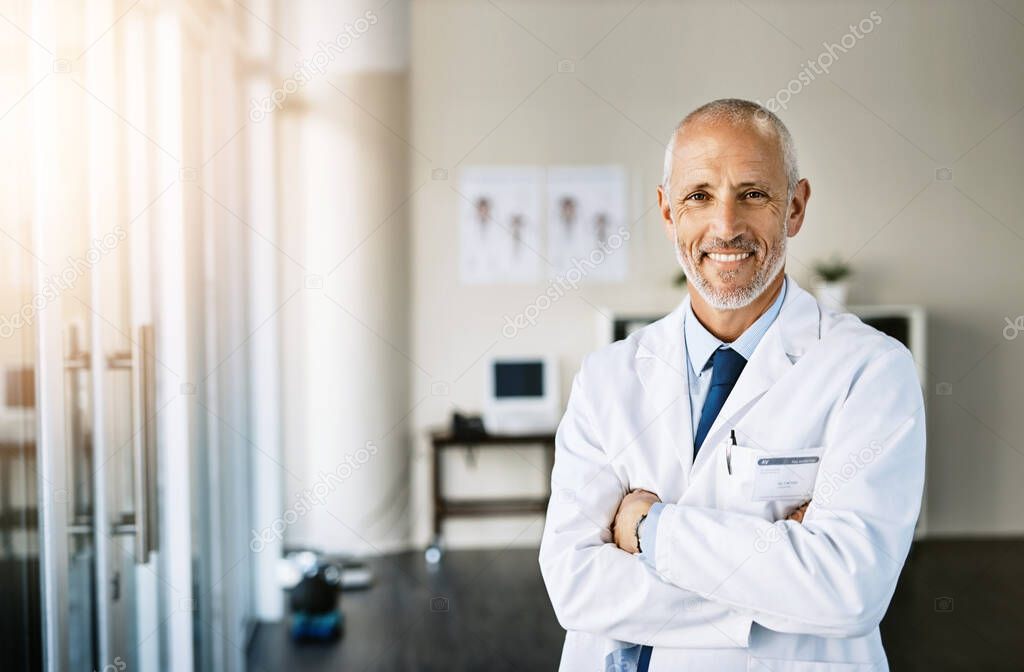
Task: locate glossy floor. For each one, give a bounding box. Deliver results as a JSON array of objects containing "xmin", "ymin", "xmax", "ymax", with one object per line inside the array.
[{"xmin": 247, "ymin": 539, "xmax": 1024, "ymax": 671}]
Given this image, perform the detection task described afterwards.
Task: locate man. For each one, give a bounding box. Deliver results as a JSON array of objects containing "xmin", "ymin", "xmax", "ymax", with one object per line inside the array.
[{"xmin": 538, "ymin": 98, "xmax": 925, "ymax": 671}]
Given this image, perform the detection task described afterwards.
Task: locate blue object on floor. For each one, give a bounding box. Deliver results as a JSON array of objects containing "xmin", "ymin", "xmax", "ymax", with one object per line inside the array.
[{"xmin": 290, "ymin": 610, "xmax": 343, "ymax": 641}]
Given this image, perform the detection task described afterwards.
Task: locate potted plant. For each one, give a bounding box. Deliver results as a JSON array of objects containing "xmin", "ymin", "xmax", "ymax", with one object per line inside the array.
[{"xmin": 812, "ymin": 255, "xmax": 852, "ymax": 310}]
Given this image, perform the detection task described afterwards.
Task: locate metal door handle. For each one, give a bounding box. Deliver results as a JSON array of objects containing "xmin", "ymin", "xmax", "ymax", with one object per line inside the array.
[
  {"xmin": 63, "ymin": 324, "xmax": 90, "ymax": 531},
  {"xmin": 132, "ymin": 324, "xmax": 159, "ymax": 563},
  {"xmin": 98, "ymin": 326, "xmax": 159, "ymax": 564}
]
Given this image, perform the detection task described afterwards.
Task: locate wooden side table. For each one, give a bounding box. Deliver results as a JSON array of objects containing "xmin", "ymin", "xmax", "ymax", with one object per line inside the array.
[{"xmin": 427, "ymin": 429, "xmax": 556, "ymax": 561}]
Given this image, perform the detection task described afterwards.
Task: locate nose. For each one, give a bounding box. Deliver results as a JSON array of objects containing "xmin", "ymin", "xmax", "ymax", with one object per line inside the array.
[{"xmin": 707, "ymin": 198, "xmax": 745, "ymax": 243}]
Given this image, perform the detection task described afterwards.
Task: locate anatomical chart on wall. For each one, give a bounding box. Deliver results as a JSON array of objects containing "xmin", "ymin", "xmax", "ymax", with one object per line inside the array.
[
  {"xmin": 545, "ymin": 165, "xmax": 628, "ymax": 282},
  {"xmin": 458, "ymin": 166, "xmax": 544, "ymax": 284}
]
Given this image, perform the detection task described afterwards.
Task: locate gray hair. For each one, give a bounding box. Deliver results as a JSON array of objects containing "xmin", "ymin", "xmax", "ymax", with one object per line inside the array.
[{"xmin": 662, "ymin": 98, "xmax": 799, "ymax": 204}]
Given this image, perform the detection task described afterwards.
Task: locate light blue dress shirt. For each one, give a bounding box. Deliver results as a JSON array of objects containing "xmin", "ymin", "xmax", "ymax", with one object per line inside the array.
[{"xmin": 638, "ymin": 276, "xmax": 787, "ymax": 567}]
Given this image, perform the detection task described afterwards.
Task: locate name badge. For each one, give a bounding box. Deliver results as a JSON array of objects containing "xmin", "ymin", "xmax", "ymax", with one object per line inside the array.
[{"xmin": 751, "ymin": 455, "xmax": 820, "ymax": 501}]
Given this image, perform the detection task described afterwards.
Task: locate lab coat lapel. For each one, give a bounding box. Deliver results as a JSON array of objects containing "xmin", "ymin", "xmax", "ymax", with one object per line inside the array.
[
  {"xmin": 691, "ymin": 275, "xmax": 823, "ymax": 472},
  {"xmin": 634, "ymin": 298, "xmax": 695, "ymax": 480}
]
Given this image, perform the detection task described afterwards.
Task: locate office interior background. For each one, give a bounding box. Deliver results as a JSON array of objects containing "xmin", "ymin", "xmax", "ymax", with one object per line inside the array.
[{"xmin": 1, "ymin": 0, "xmax": 1022, "ymax": 670}]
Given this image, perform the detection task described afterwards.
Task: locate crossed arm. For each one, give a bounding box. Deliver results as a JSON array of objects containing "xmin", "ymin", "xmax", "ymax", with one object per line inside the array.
[
  {"xmin": 611, "ymin": 488, "xmax": 808, "ymax": 555},
  {"xmin": 539, "ymin": 347, "xmax": 925, "ymax": 644}
]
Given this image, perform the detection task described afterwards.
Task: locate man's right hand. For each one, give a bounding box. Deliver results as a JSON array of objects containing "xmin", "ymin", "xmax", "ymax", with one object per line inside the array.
[
  {"xmin": 612, "ymin": 489, "xmax": 661, "ymax": 554},
  {"xmin": 787, "ymin": 500, "xmax": 811, "ymax": 523}
]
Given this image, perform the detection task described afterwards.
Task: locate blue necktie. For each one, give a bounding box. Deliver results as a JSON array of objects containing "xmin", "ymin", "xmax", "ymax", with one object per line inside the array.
[
  {"xmin": 636, "ymin": 346, "xmax": 747, "ymax": 672},
  {"xmin": 692, "ymin": 347, "xmax": 748, "ymax": 456}
]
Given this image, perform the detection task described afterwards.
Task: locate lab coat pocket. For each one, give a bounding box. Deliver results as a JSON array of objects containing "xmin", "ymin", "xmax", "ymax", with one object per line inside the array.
[
  {"xmin": 715, "ymin": 442, "xmax": 768, "ymax": 517},
  {"xmin": 721, "ymin": 442, "xmax": 824, "ymax": 518},
  {"xmin": 750, "ymin": 446, "xmax": 824, "ymax": 502}
]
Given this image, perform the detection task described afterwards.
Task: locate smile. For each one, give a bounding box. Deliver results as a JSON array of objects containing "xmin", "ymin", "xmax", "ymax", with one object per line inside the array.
[{"xmin": 705, "ymin": 251, "xmax": 752, "ymax": 262}]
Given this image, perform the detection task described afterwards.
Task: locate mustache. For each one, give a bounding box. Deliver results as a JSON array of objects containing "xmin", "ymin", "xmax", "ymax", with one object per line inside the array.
[{"xmin": 698, "ymin": 238, "xmax": 760, "ymax": 255}]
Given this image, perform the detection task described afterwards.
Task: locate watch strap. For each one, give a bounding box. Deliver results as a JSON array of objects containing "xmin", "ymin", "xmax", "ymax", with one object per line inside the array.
[{"xmin": 635, "ymin": 512, "xmax": 648, "ymax": 554}]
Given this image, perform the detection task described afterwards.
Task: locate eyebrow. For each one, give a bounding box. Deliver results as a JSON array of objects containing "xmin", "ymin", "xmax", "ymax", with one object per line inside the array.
[{"xmin": 684, "ymin": 180, "xmax": 766, "ymax": 190}]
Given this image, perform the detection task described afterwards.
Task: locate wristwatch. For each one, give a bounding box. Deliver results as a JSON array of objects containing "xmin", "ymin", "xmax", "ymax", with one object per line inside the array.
[{"xmin": 635, "ymin": 512, "xmax": 648, "ymax": 554}]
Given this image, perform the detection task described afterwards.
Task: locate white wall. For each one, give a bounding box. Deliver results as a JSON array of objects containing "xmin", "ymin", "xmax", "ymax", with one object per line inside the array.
[{"xmin": 407, "ymin": 0, "xmax": 1024, "ymax": 548}]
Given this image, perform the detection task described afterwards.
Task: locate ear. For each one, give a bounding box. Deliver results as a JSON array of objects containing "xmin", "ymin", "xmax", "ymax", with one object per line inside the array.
[
  {"xmin": 657, "ymin": 185, "xmax": 675, "ymax": 242},
  {"xmin": 786, "ymin": 178, "xmax": 811, "ymax": 237}
]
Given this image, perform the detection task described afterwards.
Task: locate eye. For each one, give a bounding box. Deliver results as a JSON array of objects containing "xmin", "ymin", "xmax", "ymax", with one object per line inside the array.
[
  {"xmin": 744, "ymin": 190, "xmax": 767, "ymax": 199},
  {"xmin": 685, "ymin": 192, "xmax": 708, "ymax": 201}
]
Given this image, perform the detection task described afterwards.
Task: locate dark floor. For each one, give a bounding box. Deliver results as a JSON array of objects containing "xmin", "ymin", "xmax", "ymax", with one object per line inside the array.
[
  {"xmin": 882, "ymin": 539, "xmax": 1024, "ymax": 671},
  {"xmin": 247, "ymin": 539, "xmax": 1024, "ymax": 672},
  {"xmin": 0, "ymin": 555, "xmax": 42, "ymax": 672}
]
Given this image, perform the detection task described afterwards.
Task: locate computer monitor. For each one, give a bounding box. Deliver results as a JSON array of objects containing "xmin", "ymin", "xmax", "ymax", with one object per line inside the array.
[
  {"xmin": 483, "ymin": 356, "xmax": 559, "ymax": 435},
  {"xmin": 847, "ymin": 305, "xmax": 927, "ymax": 389}
]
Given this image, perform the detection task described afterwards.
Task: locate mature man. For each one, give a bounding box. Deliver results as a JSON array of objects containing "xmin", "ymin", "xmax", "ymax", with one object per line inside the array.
[{"xmin": 539, "ymin": 98, "xmax": 925, "ymax": 671}]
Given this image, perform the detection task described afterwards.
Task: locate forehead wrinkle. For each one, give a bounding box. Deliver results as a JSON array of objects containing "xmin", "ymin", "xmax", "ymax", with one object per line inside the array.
[
  {"xmin": 675, "ymin": 162, "xmax": 775, "ymax": 191},
  {"xmin": 671, "ymin": 143, "xmax": 782, "ymax": 191}
]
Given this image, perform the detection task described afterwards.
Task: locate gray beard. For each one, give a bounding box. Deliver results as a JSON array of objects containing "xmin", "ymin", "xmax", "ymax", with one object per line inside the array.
[{"xmin": 675, "ymin": 222, "xmax": 787, "ymax": 310}]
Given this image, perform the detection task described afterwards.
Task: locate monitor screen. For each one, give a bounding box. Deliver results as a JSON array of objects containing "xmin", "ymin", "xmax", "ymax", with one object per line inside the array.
[
  {"xmin": 494, "ymin": 361, "xmax": 544, "ymax": 399},
  {"xmin": 859, "ymin": 316, "xmax": 909, "ymax": 348}
]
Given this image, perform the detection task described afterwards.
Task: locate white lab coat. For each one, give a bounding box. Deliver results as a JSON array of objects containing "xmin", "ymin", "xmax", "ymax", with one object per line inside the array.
[{"xmin": 538, "ymin": 274, "xmax": 925, "ymax": 671}]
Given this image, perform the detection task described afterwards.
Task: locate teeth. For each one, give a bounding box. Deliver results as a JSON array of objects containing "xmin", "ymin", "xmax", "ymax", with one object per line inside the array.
[{"xmin": 707, "ymin": 252, "xmax": 751, "ymax": 262}]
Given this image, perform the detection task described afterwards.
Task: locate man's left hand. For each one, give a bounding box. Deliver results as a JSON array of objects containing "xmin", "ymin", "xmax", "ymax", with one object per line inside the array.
[{"xmin": 613, "ymin": 489, "xmax": 661, "ymax": 554}]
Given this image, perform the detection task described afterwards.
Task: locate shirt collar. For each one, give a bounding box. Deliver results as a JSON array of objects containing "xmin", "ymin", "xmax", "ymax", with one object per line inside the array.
[{"xmin": 684, "ymin": 276, "xmax": 788, "ymax": 376}]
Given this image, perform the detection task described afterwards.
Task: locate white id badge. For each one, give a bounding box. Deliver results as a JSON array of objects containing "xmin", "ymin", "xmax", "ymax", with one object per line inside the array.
[{"xmin": 751, "ymin": 453, "xmax": 821, "ymax": 501}]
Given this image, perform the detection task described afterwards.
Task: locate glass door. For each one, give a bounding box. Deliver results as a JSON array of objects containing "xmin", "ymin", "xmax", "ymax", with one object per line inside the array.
[
  {"xmin": 30, "ymin": 1, "xmax": 101, "ymax": 668},
  {"xmin": 5, "ymin": 2, "xmax": 263, "ymax": 670},
  {"xmin": 18, "ymin": 1, "xmax": 187, "ymax": 669},
  {"xmin": 26, "ymin": 1, "xmax": 166, "ymax": 669}
]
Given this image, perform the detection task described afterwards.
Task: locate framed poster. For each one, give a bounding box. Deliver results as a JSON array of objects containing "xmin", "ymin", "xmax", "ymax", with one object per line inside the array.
[
  {"xmin": 458, "ymin": 166, "xmax": 543, "ymax": 284},
  {"xmin": 546, "ymin": 165, "xmax": 628, "ymax": 282}
]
